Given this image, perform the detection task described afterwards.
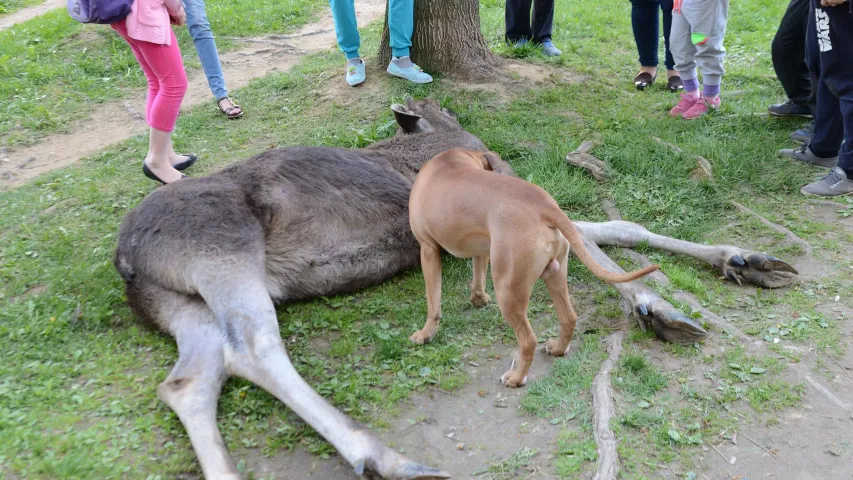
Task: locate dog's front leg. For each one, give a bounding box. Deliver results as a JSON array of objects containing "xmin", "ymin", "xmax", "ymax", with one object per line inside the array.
[
  {"xmin": 411, "ymin": 243, "xmax": 443, "ymax": 344},
  {"xmin": 469, "ymin": 255, "xmax": 491, "ymax": 307}
]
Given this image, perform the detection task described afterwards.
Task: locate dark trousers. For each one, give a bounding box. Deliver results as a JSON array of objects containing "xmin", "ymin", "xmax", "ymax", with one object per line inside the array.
[
  {"xmin": 806, "ymin": 0, "xmax": 853, "ymax": 173},
  {"xmin": 506, "ymin": 0, "xmax": 555, "ymax": 43},
  {"xmin": 630, "ymin": 0, "xmax": 675, "ymax": 70},
  {"xmin": 772, "ymin": 0, "xmax": 815, "ymax": 111}
]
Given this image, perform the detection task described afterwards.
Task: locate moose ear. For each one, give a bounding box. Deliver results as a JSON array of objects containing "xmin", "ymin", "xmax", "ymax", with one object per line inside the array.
[
  {"xmin": 483, "ymin": 151, "xmax": 515, "ymax": 176},
  {"xmin": 391, "ymin": 103, "xmax": 432, "ymax": 134},
  {"xmin": 405, "ymin": 95, "xmax": 416, "ymax": 110},
  {"xmin": 441, "ymin": 107, "xmax": 458, "ymax": 119}
]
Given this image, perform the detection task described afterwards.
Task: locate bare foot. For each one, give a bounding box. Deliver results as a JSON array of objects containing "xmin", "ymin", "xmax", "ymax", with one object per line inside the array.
[
  {"xmin": 218, "ymin": 98, "xmax": 243, "ymax": 117},
  {"xmin": 638, "ymin": 65, "xmax": 657, "ymax": 77}
]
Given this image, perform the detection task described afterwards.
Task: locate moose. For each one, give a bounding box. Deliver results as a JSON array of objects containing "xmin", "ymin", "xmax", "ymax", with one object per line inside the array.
[{"xmin": 114, "ymin": 97, "xmax": 797, "ymax": 479}]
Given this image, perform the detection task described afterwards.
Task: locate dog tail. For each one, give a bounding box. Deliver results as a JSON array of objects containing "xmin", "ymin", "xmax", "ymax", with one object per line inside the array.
[{"xmin": 546, "ymin": 208, "xmax": 659, "ymax": 283}]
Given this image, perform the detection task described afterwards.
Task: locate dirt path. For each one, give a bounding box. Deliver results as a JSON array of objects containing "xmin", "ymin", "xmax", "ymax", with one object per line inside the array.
[
  {"xmin": 0, "ymin": 0, "xmax": 63, "ymax": 31},
  {"xmin": 0, "ymin": 0, "xmax": 386, "ymax": 188}
]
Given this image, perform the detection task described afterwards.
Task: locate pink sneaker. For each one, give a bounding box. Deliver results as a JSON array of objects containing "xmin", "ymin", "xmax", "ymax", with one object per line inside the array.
[
  {"xmin": 670, "ymin": 93, "xmax": 700, "ymax": 117},
  {"xmin": 682, "ymin": 94, "xmax": 721, "ymax": 120}
]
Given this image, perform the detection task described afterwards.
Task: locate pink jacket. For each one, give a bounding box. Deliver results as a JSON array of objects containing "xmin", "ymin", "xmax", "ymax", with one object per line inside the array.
[{"xmin": 123, "ymin": 0, "xmax": 183, "ymax": 45}]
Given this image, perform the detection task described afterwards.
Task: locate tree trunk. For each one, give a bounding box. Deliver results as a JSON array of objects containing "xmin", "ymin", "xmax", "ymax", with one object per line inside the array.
[{"xmin": 378, "ymin": 0, "xmax": 498, "ymax": 79}]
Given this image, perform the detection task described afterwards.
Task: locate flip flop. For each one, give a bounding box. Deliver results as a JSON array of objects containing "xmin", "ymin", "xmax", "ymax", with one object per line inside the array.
[
  {"xmin": 217, "ymin": 96, "xmax": 244, "ymax": 119},
  {"xmin": 633, "ymin": 72, "xmax": 656, "ymax": 91}
]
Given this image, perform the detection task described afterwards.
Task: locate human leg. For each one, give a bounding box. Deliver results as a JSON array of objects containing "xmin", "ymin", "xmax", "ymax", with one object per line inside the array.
[
  {"xmin": 770, "ymin": 0, "xmax": 813, "ymax": 114},
  {"xmin": 506, "ymin": 0, "xmax": 534, "ymax": 43}
]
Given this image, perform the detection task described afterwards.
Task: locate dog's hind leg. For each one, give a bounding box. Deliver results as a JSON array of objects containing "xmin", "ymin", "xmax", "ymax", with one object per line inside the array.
[
  {"xmin": 542, "ymin": 248, "xmax": 577, "ymax": 357},
  {"xmin": 151, "ymin": 294, "xmax": 236, "ymax": 479},
  {"xmin": 469, "ymin": 254, "xmax": 491, "ymax": 307},
  {"xmin": 574, "ymin": 220, "xmax": 798, "ymax": 288},
  {"xmin": 196, "ymin": 269, "xmax": 450, "ymax": 480},
  {"xmin": 490, "ymin": 245, "xmax": 539, "ymax": 388}
]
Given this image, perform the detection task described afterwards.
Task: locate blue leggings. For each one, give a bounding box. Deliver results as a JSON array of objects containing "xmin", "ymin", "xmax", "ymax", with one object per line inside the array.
[
  {"xmin": 630, "ymin": 0, "xmax": 675, "ymax": 70},
  {"xmin": 329, "ymin": 0, "xmax": 413, "ymax": 59}
]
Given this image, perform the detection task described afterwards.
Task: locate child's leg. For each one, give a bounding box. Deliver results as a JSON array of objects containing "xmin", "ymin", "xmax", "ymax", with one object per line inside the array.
[
  {"xmin": 670, "ymin": 4, "xmax": 699, "ymax": 96},
  {"xmin": 135, "ymin": 30, "xmax": 188, "ymax": 133},
  {"xmin": 387, "ymin": 0, "xmax": 413, "ymax": 58},
  {"xmin": 329, "ymin": 0, "xmax": 360, "ymax": 59},
  {"xmin": 112, "ymin": 23, "xmax": 160, "ymax": 125},
  {"xmin": 682, "ymin": 0, "xmax": 728, "ymax": 100}
]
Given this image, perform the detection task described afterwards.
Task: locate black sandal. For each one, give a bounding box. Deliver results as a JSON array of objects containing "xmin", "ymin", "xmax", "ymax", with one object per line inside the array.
[
  {"xmin": 667, "ymin": 75, "xmax": 684, "ymax": 93},
  {"xmin": 217, "ymin": 97, "xmax": 243, "ymax": 119},
  {"xmin": 633, "ymin": 72, "xmax": 656, "ymax": 91}
]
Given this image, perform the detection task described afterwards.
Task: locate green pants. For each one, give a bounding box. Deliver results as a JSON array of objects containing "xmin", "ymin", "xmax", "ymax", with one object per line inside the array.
[{"xmin": 329, "ymin": 0, "xmax": 413, "ymax": 59}]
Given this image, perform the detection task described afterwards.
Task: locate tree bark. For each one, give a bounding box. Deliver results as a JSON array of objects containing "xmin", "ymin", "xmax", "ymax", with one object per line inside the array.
[{"xmin": 378, "ymin": 0, "xmax": 498, "ymax": 78}]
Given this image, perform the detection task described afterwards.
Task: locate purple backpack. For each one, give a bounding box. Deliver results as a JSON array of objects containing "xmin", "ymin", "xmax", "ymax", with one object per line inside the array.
[{"xmin": 67, "ymin": 0, "xmax": 133, "ymax": 24}]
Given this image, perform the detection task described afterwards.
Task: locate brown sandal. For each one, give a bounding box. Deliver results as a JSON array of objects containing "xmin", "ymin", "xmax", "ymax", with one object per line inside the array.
[
  {"xmin": 217, "ymin": 97, "xmax": 243, "ymax": 119},
  {"xmin": 667, "ymin": 75, "xmax": 684, "ymax": 93},
  {"xmin": 633, "ymin": 72, "xmax": 656, "ymax": 91}
]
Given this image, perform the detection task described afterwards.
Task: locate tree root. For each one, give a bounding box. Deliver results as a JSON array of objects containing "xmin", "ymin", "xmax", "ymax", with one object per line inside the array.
[
  {"xmin": 653, "ymin": 137, "xmax": 714, "ymax": 182},
  {"xmin": 592, "ymin": 331, "xmax": 624, "ymax": 480},
  {"xmin": 566, "ymin": 141, "xmax": 608, "ymax": 181},
  {"xmin": 729, "ymin": 201, "xmax": 813, "ymax": 256}
]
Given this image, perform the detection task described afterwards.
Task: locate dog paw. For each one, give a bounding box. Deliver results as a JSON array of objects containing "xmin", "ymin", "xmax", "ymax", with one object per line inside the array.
[
  {"xmin": 409, "ymin": 330, "xmax": 432, "ymax": 345},
  {"xmin": 469, "ymin": 292, "xmax": 491, "ymax": 308},
  {"xmin": 499, "ymin": 370, "xmax": 528, "ymax": 388},
  {"xmin": 544, "ymin": 339, "xmax": 568, "ymax": 356}
]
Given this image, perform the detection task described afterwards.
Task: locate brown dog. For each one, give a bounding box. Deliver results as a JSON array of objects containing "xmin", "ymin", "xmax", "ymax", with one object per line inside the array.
[{"xmin": 408, "ymin": 148, "xmax": 660, "ymax": 387}]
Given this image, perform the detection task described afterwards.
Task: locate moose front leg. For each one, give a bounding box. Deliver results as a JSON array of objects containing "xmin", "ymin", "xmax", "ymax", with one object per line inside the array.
[
  {"xmin": 575, "ymin": 221, "xmax": 799, "ymax": 289},
  {"xmin": 576, "ymin": 237, "xmax": 707, "ymax": 344}
]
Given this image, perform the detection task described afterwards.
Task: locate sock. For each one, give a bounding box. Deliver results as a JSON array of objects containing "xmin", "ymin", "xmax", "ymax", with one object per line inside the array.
[
  {"xmin": 392, "ymin": 56, "xmax": 413, "ymax": 68},
  {"xmin": 346, "ymin": 57, "xmax": 362, "ymax": 67},
  {"xmin": 682, "ymin": 77, "xmax": 700, "ymax": 96},
  {"xmin": 703, "ymin": 84, "xmax": 720, "ymax": 98}
]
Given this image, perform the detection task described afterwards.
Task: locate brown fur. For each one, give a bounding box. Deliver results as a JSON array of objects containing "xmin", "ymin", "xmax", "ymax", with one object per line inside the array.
[{"xmin": 407, "ymin": 149, "xmax": 659, "ymax": 387}]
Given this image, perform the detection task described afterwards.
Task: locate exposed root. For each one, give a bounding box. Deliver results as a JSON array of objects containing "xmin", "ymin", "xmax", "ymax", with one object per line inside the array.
[
  {"xmin": 653, "ymin": 137, "xmax": 714, "ymax": 182},
  {"xmin": 566, "ymin": 141, "xmax": 608, "ymax": 181},
  {"xmin": 600, "ymin": 199, "xmax": 622, "ymax": 221},
  {"xmin": 591, "ymin": 331, "xmax": 624, "ymax": 480},
  {"xmin": 730, "ymin": 201, "xmax": 813, "ymax": 256},
  {"xmin": 806, "ymin": 199, "xmax": 849, "ymax": 210},
  {"xmin": 803, "ymin": 375, "xmax": 852, "ymax": 413}
]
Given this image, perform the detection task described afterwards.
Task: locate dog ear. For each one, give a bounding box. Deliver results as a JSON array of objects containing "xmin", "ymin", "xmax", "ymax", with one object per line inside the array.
[{"xmin": 391, "ymin": 103, "xmax": 433, "ymax": 134}]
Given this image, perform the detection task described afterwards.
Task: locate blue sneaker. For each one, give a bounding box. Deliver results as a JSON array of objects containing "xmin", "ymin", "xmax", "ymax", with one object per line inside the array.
[
  {"xmin": 386, "ymin": 59, "xmax": 433, "ymax": 84},
  {"xmin": 346, "ymin": 60, "xmax": 366, "ymax": 87},
  {"xmin": 542, "ymin": 40, "xmax": 562, "ymax": 56}
]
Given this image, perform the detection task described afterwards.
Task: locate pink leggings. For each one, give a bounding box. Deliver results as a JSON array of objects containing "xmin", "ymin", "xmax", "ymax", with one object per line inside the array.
[{"xmin": 111, "ymin": 22, "xmax": 188, "ymax": 132}]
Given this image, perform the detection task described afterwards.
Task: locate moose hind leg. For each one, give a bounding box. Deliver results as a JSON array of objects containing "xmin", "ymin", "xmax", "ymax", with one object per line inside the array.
[
  {"xmin": 155, "ymin": 299, "xmax": 236, "ymax": 479},
  {"xmin": 196, "ymin": 270, "xmax": 450, "ymax": 480}
]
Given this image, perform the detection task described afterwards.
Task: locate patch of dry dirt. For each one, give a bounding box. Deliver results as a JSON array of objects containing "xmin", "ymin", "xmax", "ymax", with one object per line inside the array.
[
  {"xmin": 0, "ymin": 0, "xmax": 63, "ymax": 32},
  {"xmin": 237, "ymin": 343, "xmax": 568, "ymax": 479},
  {"xmin": 0, "ymin": 0, "xmax": 387, "ymax": 189}
]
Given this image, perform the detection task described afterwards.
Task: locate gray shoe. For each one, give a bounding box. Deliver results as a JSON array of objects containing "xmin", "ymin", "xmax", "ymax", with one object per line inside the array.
[
  {"xmin": 790, "ymin": 121, "xmax": 814, "ymax": 143},
  {"xmin": 801, "ymin": 167, "xmax": 853, "ymax": 197},
  {"xmin": 779, "ymin": 144, "xmax": 837, "ymax": 168},
  {"xmin": 542, "ymin": 40, "xmax": 562, "ymax": 56}
]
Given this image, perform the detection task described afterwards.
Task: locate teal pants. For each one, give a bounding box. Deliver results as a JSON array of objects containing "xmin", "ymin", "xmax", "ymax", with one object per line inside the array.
[{"xmin": 329, "ymin": 0, "xmax": 413, "ymax": 59}]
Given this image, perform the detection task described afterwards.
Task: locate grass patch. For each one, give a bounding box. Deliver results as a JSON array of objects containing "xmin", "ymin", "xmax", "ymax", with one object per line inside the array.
[
  {"xmin": 0, "ymin": 0, "xmax": 323, "ymax": 146},
  {"xmin": 0, "ymin": 0, "xmax": 42, "ymax": 16}
]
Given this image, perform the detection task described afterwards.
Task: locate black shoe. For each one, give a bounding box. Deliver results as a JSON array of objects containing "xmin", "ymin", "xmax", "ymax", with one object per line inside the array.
[
  {"xmin": 790, "ymin": 121, "xmax": 814, "ymax": 144},
  {"xmin": 143, "ymin": 163, "xmax": 187, "ymax": 184},
  {"xmin": 173, "ymin": 153, "xmax": 198, "ymax": 171},
  {"xmin": 768, "ymin": 100, "xmax": 812, "ymax": 118}
]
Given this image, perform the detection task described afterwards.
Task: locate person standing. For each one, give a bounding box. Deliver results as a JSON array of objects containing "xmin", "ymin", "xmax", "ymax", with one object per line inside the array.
[
  {"xmin": 781, "ymin": 0, "xmax": 853, "ymax": 196},
  {"xmin": 112, "ymin": 0, "xmax": 196, "ymax": 184},
  {"xmin": 329, "ymin": 0, "xmax": 433, "ymax": 86},
  {"xmin": 667, "ymin": 0, "xmax": 729, "ymax": 120},
  {"xmin": 182, "ymin": 0, "xmax": 243, "ymax": 118},
  {"xmin": 506, "ymin": 0, "xmax": 562, "ymax": 56},
  {"xmin": 629, "ymin": 0, "xmax": 683, "ymax": 92}
]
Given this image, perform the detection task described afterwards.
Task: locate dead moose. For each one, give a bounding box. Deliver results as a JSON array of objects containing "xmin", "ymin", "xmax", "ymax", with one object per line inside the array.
[{"xmin": 114, "ymin": 97, "xmax": 798, "ymax": 479}]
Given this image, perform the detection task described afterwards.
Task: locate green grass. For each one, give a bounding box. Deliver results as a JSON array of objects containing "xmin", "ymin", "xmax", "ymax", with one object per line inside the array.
[
  {"xmin": 0, "ymin": 0, "xmax": 324, "ymax": 146},
  {"xmin": 0, "ymin": 0, "xmax": 42, "ymax": 16},
  {"xmin": 0, "ymin": 0, "xmax": 847, "ymax": 477}
]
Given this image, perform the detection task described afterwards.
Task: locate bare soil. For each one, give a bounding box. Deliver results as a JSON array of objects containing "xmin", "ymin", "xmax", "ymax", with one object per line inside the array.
[{"xmin": 0, "ymin": 0, "xmax": 63, "ymax": 32}]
